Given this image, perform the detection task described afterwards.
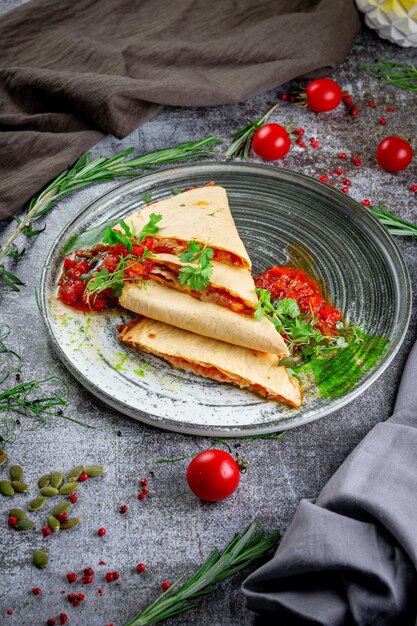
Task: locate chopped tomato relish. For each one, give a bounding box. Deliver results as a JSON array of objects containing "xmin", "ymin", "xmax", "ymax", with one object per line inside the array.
[
  {"xmin": 255, "ymin": 266, "xmax": 342, "ymax": 335},
  {"xmin": 58, "ymin": 240, "xmax": 154, "ymax": 312}
]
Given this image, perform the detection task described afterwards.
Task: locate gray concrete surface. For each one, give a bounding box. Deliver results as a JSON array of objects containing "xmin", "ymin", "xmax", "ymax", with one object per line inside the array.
[{"xmin": 1, "ymin": 2, "xmax": 417, "ymax": 623}]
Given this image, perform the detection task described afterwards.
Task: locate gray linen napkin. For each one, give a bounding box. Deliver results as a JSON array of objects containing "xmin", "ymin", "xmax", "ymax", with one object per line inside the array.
[{"xmin": 242, "ymin": 340, "xmax": 417, "ymax": 626}]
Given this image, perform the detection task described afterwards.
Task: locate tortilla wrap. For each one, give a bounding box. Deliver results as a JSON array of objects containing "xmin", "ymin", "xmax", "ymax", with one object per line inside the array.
[
  {"xmin": 150, "ymin": 253, "xmax": 257, "ymax": 314},
  {"xmin": 123, "ymin": 185, "xmax": 251, "ymax": 269},
  {"xmin": 119, "ymin": 281, "xmax": 289, "ymax": 357},
  {"xmin": 119, "ymin": 317, "xmax": 301, "ymax": 408}
]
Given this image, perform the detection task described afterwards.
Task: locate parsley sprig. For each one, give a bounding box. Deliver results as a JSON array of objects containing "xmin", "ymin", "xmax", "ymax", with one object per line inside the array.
[
  {"xmin": 178, "ymin": 241, "xmax": 214, "ymax": 291},
  {"xmin": 102, "ymin": 213, "xmax": 163, "ymax": 252},
  {"xmin": 255, "ymin": 289, "xmax": 358, "ymax": 366}
]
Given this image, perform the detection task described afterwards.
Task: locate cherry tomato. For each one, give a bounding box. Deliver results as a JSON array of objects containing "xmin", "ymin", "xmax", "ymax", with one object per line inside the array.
[
  {"xmin": 305, "ymin": 78, "xmax": 342, "ymax": 112},
  {"xmin": 376, "ymin": 136, "xmax": 413, "ymax": 172},
  {"xmin": 252, "ymin": 123, "xmax": 291, "ymax": 161},
  {"xmin": 186, "ymin": 449, "xmax": 240, "ymax": 501}
]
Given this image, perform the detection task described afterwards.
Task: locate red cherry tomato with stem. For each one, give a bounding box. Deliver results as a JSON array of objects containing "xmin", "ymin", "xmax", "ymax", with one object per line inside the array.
[
  {"xmin": 252, "ymin": 123, "xmax": 291, "ymax": 161},
  {"xmin": 186, "ymin": 449, "xmax": 240, "ymax": 501},
  {"xmin": 376, "ymin": 136, "xmax": 413, "ymax": 172},
  {"xmin": 305, "ymin": 78, "xmax": 342, "ymax": 113}
]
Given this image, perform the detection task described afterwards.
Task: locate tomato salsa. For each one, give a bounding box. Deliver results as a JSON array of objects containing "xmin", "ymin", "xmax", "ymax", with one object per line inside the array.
[
  {"xmin": 255, "ymin": 266, "xmax": 342, "ymax": 335},
  {"xmin": 58, "ymin": 238, "xmax": 155, "ymax": 312}
]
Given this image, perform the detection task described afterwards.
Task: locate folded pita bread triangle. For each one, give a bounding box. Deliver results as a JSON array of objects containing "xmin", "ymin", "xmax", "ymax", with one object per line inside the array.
[
  {"xmin": 119, "ymin": 281, "xmax": 289, "ymax": 357},
  {"xmin": 123, "ymin": 185, "xmax": 251, "ymax": 269},
  {"xmin": 119, "ymin": 317, "xmax": 301, "ymax": 408},
  {"xmin": 150, "ymin": 253, "xmax": 257, "ymax": 315}
]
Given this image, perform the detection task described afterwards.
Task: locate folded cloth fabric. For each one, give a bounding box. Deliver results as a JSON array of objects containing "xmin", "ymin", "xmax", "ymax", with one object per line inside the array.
[
  {"xmin": 242, "ymin": 340, "xmax": 417, "ymax": 626},
  {"xmin": 0, "ymin": 0, "xmax": 360, "ymax": 220}
]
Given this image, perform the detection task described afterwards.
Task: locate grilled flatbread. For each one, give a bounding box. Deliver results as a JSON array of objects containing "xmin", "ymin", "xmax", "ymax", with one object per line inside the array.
[
  {"xmin": 123, "ymin": 185, "xmax": 251, "ymax": 269},
  {"xmin": 119, "ymin": 317, "xmax": 301, "ymax": 408},
  {"xmin": 119, "ymin": 281, "xmax": 289, "ymax": 357},
  {"xmin": 150, "ymin": 253, "xmax": 257, "ymax": 315}
]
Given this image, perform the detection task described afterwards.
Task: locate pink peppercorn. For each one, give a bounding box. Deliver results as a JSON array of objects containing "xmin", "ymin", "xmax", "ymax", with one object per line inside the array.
[
  {"xmin": 97, "ymin": 527, "xmax": 106, "ymax": 536},
  {"xmin": 66, "ymin": 573, "xmax": 78, "ymax": 584}
]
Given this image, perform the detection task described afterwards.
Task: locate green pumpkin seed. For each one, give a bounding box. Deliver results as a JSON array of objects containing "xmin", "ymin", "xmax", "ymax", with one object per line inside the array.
[
  {"xmin": 28, "ymin": 497, "xmax": 47, "ymax": 512},
  {"xmin": 40, "ymin": 486, "xmax": 59, "ymax": 497},
  {"xmin": 60, "ymin": 517, "xmax": 80, "ymax": 529},
  {"xmin": 66, "ymin": 466, "xmax": 84, "ymax": 482},
  {"xmin": 33, "ymin": 549, "xmax": 48, "ymax": 569},
  {"xmin": 49, "ymin": 471, "xmax": 63, "ymax": 489},
  {"xmin": 47, "ymin": 515, "xmax": 60, "ymax": 532},
  {"xmin": 11, "ymin": 480, "xmax": 29, "ymax": 493},
  {"xmin": 38, "ymin": 474, "xmax": 50, "ymax": 488},
  {"xmin": 0, "ymin": 480, "xmax": 15, "ymax": 496},
  {"xmin": 59, "ymin": 482, "xmax": 78, "ymax": 495},
  {"xmin": 51, "ymin": 501, "xmax": 72, "ymax": 516},
  {"xmin": 0, "ymin": 451, "xmax": 8, "ymax": 466},
  {"xmin": 16, "ymin": 519, "xmax": 35, "ymax": 531},
  {"xmin": 9, "ymin": 464, "xmax": 24, "ymax": 482},
  {"xmin": 84, "ymin": 465, "xmax": 106, "ymax": 477},
  {"xmin": 8, "ymin": 508, "xmax": 27, "ymax": 520}
]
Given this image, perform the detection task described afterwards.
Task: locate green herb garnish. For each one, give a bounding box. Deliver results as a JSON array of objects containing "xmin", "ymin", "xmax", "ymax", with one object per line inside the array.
[
  {"xmin": 225, "ymin": 102, "xmax": 278, "ymax": 159},
  {"xmin": 124, "ymin": 521, "xmax": 279, "ymax": 626},
  {"xmin": 103, "ymin": 220, "xmax": 134, "ymax": 251},
  {"xmin": 85, "ymin": 252, "xmax": 152, "ymax": 300},
  {"xmin": 0, "ymin": 325, "xmax": 101, "ymax": 445},
  {"xmin": 361, "ymin": 60, "xmax": 417, "ymax": 90},
  {"xmin": 137, "ymin": 212, "xmax": 163, "ymax": 242},
  {"xmin": 255, "ymin": 289, "xmax": 359, "ymax": 362},
  {"xmin": 178, "ymin": 241, "xmax": 214, "ymax": 291},
  {"xmin": 369, "ymin": 202, "xmax": 417, "ymax": 238}
]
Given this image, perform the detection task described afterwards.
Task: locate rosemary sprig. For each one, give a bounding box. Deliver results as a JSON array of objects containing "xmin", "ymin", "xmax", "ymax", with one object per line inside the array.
[
  {"xmin": 0, "ymin": 136, "xmax": 220, "ymax": 291},
  {"xmin": 124, "ymin": 521, "xmax": 280, "ymax": 626},
  {"xmin": 225, "ymin": 103, "xmax": 278, "ymax": 159},
  {"xmin": 361, "ymin": 60, "xmax": 417, "ymax": 90},
  {"xmin": 178, "ymin": 241, "xmax": 214, "ymax": 291},
  {"xmin": 370, "ymin": 202, "xmax": 417, "ymax": 238},
  {"xmin": 0, "ymin": 324, "xmax": 104, "ymax": 445}
]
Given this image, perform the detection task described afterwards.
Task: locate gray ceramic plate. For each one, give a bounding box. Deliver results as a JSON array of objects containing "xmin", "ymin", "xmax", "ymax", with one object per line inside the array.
[{"xmin": 40, "ymin": 162, "xmax": 411, "ymax": 436}]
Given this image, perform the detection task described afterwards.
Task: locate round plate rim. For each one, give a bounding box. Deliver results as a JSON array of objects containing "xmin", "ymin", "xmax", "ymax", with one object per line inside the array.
[{"xmin": 40, "ymin": 161, "xmax": 412, "ymax": 435}]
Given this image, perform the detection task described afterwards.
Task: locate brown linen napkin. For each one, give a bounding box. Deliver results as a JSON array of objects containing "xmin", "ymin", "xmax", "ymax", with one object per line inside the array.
[{"xmin": 0, "ymin": 0, "xmax": 360, "ymax": 220}]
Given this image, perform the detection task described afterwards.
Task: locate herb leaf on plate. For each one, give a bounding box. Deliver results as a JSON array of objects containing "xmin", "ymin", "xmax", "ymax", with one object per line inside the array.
[{"xmin": 178, "ymin": 242, "xmax": 214, "ymax": 291}]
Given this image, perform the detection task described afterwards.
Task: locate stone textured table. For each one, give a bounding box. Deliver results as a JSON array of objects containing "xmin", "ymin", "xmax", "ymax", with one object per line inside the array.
[{"xmin": 1, "ymin": 4, "xmax": 417, "ymax": 624}]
